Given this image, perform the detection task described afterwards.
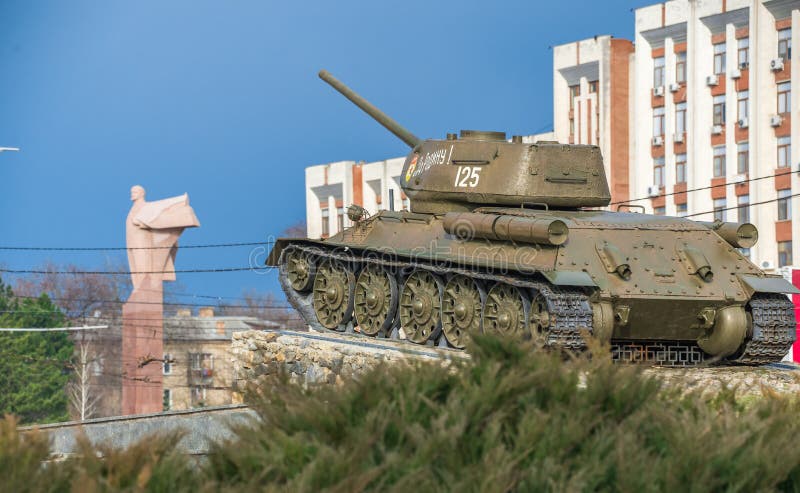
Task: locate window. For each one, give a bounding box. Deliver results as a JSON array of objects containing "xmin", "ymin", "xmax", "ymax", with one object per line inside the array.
[
  {"xmin": 191, "ymin": 387, "xmax": 207, "ymax": 407},
  {"xmin": 778, "ymin": 29, "xmax": 792, "ymax": 61},
  {"xmin": 653, "ymin": 107, "xmax": 665, "ymax": 137},
  {"xmin": 588, "ymin": 80, "xmax": 598, "ymax": 93},
  {"xmin": 676, "ymin": 203, "xmax": 688, "ymax": 217},
  {"xmin": 738, "ymin": 37, "xmax": 749, "ymax": 68},
  {"xmin": 777, "ymin": 82, "xmax": 791, "ymax": 114},
  {"xmin": 675, "ymin": 52, "xmax": 686, "ymax": 83},
  {"xmin": 569, "ymin": 85, "xmax": 580, "ymax": 109},
  {"xmin": 569, "ymin": 118, "xmax": 575, "ymax": 136},
  {"xmin": 713, "ymin": 146, "xmax": 726, "ymax": 177},
  {"xmin": 713, "ymin": 95, "xmax": 726, "ymax": 125},
  {"xmin": 654, "ymin": 157, "xmax": 665, "ymax": 188},
  {"xmin": 675, "ymin": 102, "xmax": 687, "ymax": 135},
  {"xmin": 737, "ymin": 90, "xmax": 749, "ymax": 121},
  {"xmin": 653, "ymin": 56, "xmax": 665, "ymax": 87},
  {"xmin": 163, "ymin": 389, "xmax": 172, "ymax": 411},
  {"xmin": 163, "ymin": 353, "xmax": 172, "ymax": 375},
  {"xmin": 654, "ymin": 206, "xmax": 666, "ymax": 215},
  {"xmin": 676, "ymin": 153, "xmax": 687, "ymax": 184},
  {"xmin": 713, "ymin": 43, "xmax": 726, "ymax": 75},
  {"xmin": 778, "ymin": 136, "xmax": 791, "ymax": 168},
  {"xmin": 337, "ymin": 207, "xmax": 345, "ymax": 232},
  {"xmin": 737, "ymin": 142, "xmax": 749, "ymax": 174},
  {"xmin": 738, "ymin": 195, "xmax": 750, "ymax": 224},
  {"xmin": 189, "ymin": 353, "xmax": 213, "ymax": 371},
  {"xmin": 321, "ymin": 207, "xmax": 329, "ymax": 237},
  {"xmin": 714, "ymin": 198, "xmax": 727, "ymax": 222},
  {"xmin": 778, "ymin": 189, "xmax": 792, "ymax": 221},
  {"xmin": 778, "ymin": 241, "xmax": 793, "ymax": 267}
]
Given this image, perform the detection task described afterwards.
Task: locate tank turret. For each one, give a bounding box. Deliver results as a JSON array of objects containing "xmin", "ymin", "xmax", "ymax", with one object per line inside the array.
[{"xmin": 319, "ymin": 70, "xmax": 611, "ymax": 213}]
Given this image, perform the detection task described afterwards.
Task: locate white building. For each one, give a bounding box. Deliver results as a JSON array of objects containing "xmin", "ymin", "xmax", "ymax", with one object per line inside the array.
[
  {"xmin": 551, "ymin": 35, "xmax": 635, "ymax": 205},
  {"xmin": 628, "ymin": 0, "xmax": 798, "ymax": 270},
  {"xmin": 305, "ymin": 158, "xmax": 408, "ymax": 239}
]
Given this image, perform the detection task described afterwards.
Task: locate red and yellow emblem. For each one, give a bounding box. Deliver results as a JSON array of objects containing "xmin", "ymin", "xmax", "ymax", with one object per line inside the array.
[{"xmin": 405, "ymin": 154, "xmax": 418, "ymax": 182}]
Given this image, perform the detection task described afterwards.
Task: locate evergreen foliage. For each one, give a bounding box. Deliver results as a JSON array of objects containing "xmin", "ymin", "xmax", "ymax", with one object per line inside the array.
[
  {"xmin": 0, "ymin": 277, "xmax": 73, "ymax": 424},
  {"xmin": 5, "ymin": 334, "xmax": 800, "ymax": 491}
]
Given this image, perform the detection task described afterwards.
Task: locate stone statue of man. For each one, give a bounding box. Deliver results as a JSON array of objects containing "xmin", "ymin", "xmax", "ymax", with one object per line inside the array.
[
  {"xmin": 126, "ymin": 185, "xmax": 200, "ymax": 291},
  {"xmin": 123, "ymin": 185, "xmax": 200, "ymax": 414}
]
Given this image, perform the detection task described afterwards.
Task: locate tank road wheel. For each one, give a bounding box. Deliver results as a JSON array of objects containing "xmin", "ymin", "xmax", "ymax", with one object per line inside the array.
[
  {"xmin": 442, "ymin": 275, "xmax": 485, "ymax": 348},
  {"xmin": 285, "ymin": 250, "xmax": 316, "ymax": 292},
  {"xmin": 528, "ymin": 291, "xmax": 551, "ymax": 337},
  {"xmin": 354, "ymin": 265, "xmax": 398, "ymax": 336},
  {"xmin": 399, "ymin": 270, "xmax": 444, "ymax": 344},
  {"xmin": 312, "ymin": 260, "xmax": 355, "ymax": 330},
  {"xmin": 483, "ymin": 283, "xmax": 528, "ymax": 338}
]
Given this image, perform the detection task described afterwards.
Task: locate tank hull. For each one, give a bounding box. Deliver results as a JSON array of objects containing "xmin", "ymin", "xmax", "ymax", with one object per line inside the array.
[{"xmin": 268, "ymin": 209, "xmax": 799, "ymax": 366}]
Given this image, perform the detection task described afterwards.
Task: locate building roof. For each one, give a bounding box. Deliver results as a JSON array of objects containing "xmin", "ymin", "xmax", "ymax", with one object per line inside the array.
[
  {"xmin": 85, "ymin": 309, "xmax": 281, "ymax": 342},
  {"xmin": 164, "ymin": 314, "xmax": 280, "ymax": 341}
]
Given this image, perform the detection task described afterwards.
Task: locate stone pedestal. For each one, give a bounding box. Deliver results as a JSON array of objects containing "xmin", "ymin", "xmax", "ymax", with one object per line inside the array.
[{"xmin": 121, "ymin": 279, "xmax": 164, "ymax": 415}]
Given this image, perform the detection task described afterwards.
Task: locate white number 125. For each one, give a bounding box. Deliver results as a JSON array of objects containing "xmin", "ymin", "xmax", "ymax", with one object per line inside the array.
[{"xmin": 454, "ymin": 166, "xmax": 481, "ymax": 187}]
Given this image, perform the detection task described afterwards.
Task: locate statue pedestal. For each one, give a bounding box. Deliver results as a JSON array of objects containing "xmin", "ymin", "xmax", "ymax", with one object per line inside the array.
[{"xmin": 121, "ymin": 278, "xmax": 164, "ymax": 415}]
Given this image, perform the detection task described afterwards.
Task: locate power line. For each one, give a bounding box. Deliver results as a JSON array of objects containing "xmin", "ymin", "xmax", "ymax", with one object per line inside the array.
[
  {"xmin": 166, "ymin": 292, "xmax": 285, "ymax": 303},
  {"xmin": 0, "ymin": 266, "xmax": 270, "ymax": 275},
  {"xmin": 612, "ymin": 169, "xmax": 800, "ymax": 206},
  {"xmin": 0, "ymin": 325, "xmax": 108, "ymax": 332},
  {"xmin": 11, "ymin": 294, "xmax": 294, "ymax": 310},
  {"xmin": 0, "ymin": 240, "xmax": 274, "ymax": 252},
  {"xmin": 683, "ymin": 192, "xmax": 800, "ymax": 219}
]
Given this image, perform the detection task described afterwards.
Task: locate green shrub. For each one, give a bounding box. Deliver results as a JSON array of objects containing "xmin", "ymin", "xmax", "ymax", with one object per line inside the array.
[
  {"xmin": 7, "ymin": 335, "xmax": 800, "ymax": 492},
  {"xmin": 206, "ymin": 336, "xmax": 800, "ymax": 492}
]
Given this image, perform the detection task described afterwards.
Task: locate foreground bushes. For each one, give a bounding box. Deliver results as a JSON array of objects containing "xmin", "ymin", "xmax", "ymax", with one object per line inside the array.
[{"xmin": 6, "ymin": 336, "xmax": 800, "ymax": 492}]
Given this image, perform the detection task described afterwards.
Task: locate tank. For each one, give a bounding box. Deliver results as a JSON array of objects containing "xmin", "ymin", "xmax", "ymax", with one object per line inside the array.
[{"xmin": 266, "ymin": 69, "xmax": 799, "ymax": 365}]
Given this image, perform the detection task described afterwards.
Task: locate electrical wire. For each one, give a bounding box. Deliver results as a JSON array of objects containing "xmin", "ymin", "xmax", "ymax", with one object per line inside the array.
[
  {"xmin": 0, "ymin": 266, "xmax": 270, "ymax": 275},
  {"xmin": 0, "ymin": 240, "xmax": 274, "ymax": 252},
  {"xmin": 683, "ymin": 192, "xmax": 800, "ymax": 219},
  {"xmin": 11, "ymin": 294, "xmax": 295, "ymax": 310},
  {"xmin": 611, "ymin": 169, "xmax": 800, "ymax": 206},
  {"xmin": 0, "ymin": 325, "xmax": 109, "ymax": 332},
  {"xmin": 4, "ymin": 189, "xmax": 796, "ymax": 278}
]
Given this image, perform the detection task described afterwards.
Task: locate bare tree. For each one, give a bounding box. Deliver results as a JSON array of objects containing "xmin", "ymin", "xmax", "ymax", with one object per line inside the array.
[
  {"xmin": 13, "ymin": 259, "xmax": 130, "ymax": 323},
  {"xmin": 219, "ymin": 289, "xmax": 306, "ymax": 330},
  {"xmin": 68, "ymin": 336, "xmax": 102, "ymax": 421},
  {"xmin": 14, "ymin": 260, "xmax": 129, "ymax": 418},
  {"xmin": 282, "ymin": 220, "xmax": 307, "ymax": 238}
]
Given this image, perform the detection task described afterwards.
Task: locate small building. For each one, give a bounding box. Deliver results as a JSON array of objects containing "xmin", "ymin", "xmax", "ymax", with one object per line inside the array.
[
  {"xmin": 161, "ymin": 307, "xmax": 279, "ymax": 411},
  {"xmin": 305, "ymin": 158, "xmax": 409, "ymax": 239}
]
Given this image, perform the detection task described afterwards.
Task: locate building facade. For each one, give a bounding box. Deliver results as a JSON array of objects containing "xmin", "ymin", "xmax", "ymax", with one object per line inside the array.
[
  {"xmin": 628, "ymin": 0, "xmax": 798, "ymax": 270},
  {"xmin": 161, "ymin": 307, "xmax": 279, "ymax": 411},
  {"xmin": 549, "ymin": 0, "xmax": 798, "ymax": 271},
  {"xmin": 552, "ymin": 35, "xmax": 635, "ymax": 205},
  {"xmin": 305, "ymin": 158, "xmax": 408, "ymax": 239}
]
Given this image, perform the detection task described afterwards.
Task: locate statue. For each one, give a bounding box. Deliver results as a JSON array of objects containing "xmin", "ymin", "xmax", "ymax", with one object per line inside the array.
[
  {"xmin": 122, "ymin": 185, "xmax": 200, "ymax": 415},
  {"xmin": 126, "ymin": 185, "xmax": 200, "ymax": 291}
]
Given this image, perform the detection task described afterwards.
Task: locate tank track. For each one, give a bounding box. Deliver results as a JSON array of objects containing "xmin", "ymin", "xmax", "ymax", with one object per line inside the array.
[
  {"xmin": 279, "ymin": 244, "xmax": 593, "ymax": 351},
  {"xmin": 730, "ymin": 293, "xmax": 796, "ymax": 365}
]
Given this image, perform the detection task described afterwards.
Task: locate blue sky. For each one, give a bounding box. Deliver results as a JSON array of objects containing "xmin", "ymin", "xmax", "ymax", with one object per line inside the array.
[{"xmin": 0, "ymin": 0, "xmax": 646, "ymax": 301}]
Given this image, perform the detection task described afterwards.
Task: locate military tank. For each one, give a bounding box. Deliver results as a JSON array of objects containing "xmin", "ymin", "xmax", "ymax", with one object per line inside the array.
[{"xmin": 266, "ymin": 69, "xmax": 799, "ymax": 365}]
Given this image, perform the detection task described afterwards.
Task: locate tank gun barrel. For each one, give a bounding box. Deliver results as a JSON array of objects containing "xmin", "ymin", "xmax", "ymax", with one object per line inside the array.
[{"xmin": 319, "ymin": 69, "xmax": 420, "ymax": 148}]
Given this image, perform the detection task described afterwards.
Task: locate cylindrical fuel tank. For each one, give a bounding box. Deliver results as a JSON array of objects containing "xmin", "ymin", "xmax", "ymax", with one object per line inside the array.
[{"xmin": 442, "ymin": 212, "xmax": 569, "ymax": 246}]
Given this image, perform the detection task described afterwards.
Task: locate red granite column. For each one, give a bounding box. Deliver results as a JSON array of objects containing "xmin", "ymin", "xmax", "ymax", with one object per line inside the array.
[{"xmin": 121, "ymin": 277, "xmax": 164, "ymax": 415}]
